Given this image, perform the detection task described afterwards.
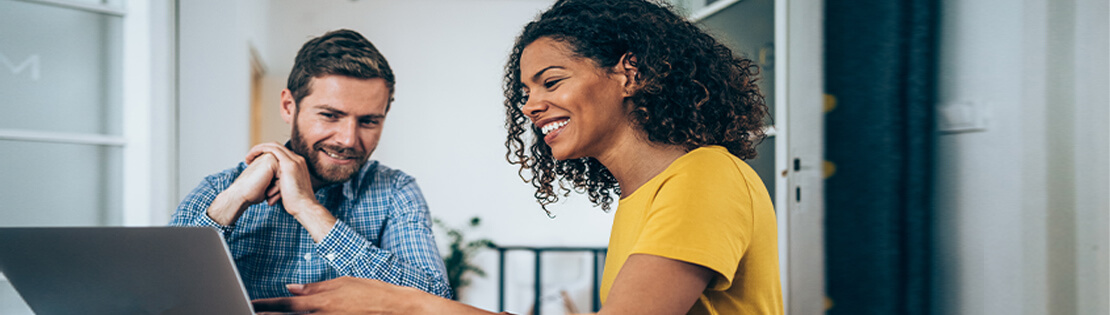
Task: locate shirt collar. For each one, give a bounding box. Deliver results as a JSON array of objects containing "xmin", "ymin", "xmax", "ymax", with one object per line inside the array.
[{"xmin": 340, "ymin": 160, "xmax": 378, "ymax": 199}]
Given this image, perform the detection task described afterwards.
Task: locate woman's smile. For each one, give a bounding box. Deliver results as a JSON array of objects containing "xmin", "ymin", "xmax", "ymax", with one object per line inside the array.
[{"xmin": 539, "ymin": 118, "xmax": 570, "ymax": 143}]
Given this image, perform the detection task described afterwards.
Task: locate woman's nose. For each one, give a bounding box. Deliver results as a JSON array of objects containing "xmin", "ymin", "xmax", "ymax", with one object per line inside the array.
[{"xmin": 520, "ymin": 95, "xmax": 546, "ymax": 119}]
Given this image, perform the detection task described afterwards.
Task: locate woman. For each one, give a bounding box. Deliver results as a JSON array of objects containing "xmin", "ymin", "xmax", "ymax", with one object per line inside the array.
[{"xmin": 254, "ymin": 0, "xmax": 781, "ymax": 313}]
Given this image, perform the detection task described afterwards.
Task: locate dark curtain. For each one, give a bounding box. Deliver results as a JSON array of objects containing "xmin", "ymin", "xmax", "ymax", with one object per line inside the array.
[{"xmin": 824, "ymin": 1, "xmax": 938, "ymax": 314}]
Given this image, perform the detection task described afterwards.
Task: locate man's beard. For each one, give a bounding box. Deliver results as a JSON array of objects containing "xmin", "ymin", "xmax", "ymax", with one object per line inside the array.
[{"xmin": 288, "ymin": 122, "xmax": 370, "ymax": 185}]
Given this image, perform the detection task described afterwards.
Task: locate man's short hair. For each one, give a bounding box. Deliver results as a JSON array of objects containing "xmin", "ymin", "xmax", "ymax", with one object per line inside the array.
[{"xmin": 287, "ymin": 29, "xmax": 395, "ymax": 108}]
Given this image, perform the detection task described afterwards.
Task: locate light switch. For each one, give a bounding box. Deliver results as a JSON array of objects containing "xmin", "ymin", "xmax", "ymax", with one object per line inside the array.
[{"xmin": 937, "ymin": 101, "xmax": 990, "ymax": 133}]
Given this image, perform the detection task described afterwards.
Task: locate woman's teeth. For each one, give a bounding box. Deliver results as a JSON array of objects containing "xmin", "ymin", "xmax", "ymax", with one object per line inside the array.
[{"xmin": 541, "ymin": 119, "xmax": 569, "ymax": 135}]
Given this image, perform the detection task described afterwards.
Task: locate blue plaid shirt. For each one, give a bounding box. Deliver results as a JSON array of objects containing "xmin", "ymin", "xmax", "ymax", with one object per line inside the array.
[{"xmin": 170, "ymin": 160, "xmax": 452, "ymax": 299}]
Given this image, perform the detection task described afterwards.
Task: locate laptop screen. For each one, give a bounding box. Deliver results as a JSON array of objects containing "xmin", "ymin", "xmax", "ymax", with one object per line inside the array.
[{"xmin": 0, "ymin": 227, "xmax": 255, "ymax": 315}]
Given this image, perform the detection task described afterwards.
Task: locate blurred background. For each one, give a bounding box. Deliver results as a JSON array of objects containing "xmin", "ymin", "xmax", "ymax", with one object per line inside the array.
[{"xmin": 0, "ymin": 0, "xmax": 1106, "ymax": 314}]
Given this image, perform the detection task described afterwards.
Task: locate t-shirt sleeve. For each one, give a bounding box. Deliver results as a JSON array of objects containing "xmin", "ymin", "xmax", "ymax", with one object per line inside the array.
[{"xmin": 629, "ymin": 158, "xmax": 755, "ymax": 291}]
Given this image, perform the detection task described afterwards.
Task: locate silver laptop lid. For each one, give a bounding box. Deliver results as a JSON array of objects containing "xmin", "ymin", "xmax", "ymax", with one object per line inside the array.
[{"xmin": 0, "ymin": 227, "xmax": 254, "ymax": 315}]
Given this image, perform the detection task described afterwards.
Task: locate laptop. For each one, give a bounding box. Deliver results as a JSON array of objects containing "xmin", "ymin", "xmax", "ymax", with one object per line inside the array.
[{"xmin": 0, "ymin": 227, "xmax": 255, "ymax": 315}]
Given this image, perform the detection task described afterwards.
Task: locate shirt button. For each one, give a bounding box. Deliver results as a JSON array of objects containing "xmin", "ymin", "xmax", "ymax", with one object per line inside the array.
[
  {"xmin": 303, "ymin": 253, "xmax": 312, "ymax": 261},
  {"xmin": 325, "ymin": 253, "xmax": 337, "ymax": 261}
]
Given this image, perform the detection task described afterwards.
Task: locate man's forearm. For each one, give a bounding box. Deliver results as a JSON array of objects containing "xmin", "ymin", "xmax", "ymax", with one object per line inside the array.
[
  {"xmin": 206, "ymin": 191, "xmax": 250, "ymax": 226},
  {"xmin": 291, "ymin": 203, "xmax": 337, "ymax": 243}
]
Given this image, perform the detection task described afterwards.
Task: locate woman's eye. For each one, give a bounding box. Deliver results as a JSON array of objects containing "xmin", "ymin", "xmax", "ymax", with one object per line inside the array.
[{"xmin": 544, "ymin": 79, "xmax": 562, "ymax": 89}]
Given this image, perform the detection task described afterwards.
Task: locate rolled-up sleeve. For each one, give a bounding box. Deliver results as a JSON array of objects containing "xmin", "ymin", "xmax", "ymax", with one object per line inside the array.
[{"xmin": 170, "ymin": 174, "xmax": 236, "ymax": 237}]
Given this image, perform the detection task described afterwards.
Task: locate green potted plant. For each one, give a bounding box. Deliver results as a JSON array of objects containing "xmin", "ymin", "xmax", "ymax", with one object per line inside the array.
[{"xmin": 434, "ymin": 216, "xmax": 495, "ymax": 300}]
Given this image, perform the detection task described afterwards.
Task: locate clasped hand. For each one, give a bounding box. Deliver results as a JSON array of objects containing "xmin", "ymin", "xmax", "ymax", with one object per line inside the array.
[
  {"xmin": 234, "ymin": 142, "xmax": 318, "ymax": 212},
  {"xmin": 207, "ymin": 142, "xmax": 336, "ymax": 241}
]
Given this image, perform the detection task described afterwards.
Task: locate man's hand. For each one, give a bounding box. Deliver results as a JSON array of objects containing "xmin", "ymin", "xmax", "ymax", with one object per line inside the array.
[
  {"xmin": 246, "ymin": 142, "xmax": 337, "ymax": 242},
  {"xmin": 206, "ymin": 153, "xmax": 279, "ymax": 226}
]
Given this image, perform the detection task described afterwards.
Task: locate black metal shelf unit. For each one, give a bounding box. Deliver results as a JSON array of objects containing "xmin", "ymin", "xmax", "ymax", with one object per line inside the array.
[{"xmin": 493, "ymin": 246, "xmax": 607, "ymax": 315}]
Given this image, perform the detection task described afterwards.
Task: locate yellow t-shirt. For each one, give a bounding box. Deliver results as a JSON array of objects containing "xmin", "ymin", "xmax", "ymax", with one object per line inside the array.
[{"xmin": 600, "ymin": 146, "xmax": 783, "ymax": 315}]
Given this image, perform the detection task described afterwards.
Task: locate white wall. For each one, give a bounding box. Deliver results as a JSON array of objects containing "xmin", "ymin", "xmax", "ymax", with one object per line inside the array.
[
  {"xmin": 1070, "ymin": 0, "xmax": 1109, "ymax": 311},
  {"xmin": 176, "ymin": 0, "xmax": 272, "ymax": 199},
  {"xmin": 933, "ymin": 0, "xmax": 1109, "ymax": 314},
  {"xmin": 123, "ymin": 0, "xmax": 178, "ymax": 227},
  {"xmin": 182, "ymin": 0, "xmax": 612, "ymax": 312}
]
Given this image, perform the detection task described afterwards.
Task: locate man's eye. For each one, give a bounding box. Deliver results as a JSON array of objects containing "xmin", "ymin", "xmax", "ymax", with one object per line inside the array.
[{"xmin": 320, "ymin": 112, "xmax": 336, "ymax": 119}]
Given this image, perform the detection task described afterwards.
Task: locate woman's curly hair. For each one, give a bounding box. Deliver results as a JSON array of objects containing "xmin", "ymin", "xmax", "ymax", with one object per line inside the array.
[{"xmin": 504, "ymin": 0, "xmax": 768, "ymax": 215}]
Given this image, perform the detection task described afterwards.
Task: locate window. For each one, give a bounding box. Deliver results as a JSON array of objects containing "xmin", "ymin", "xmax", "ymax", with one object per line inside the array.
[
  {"xmin": 0, "ymin": 0, "xmax": 126, "ymax": 227},
  {"xmin": 0, "ymin": 1, "xmax": 134, "ymax": 313}
]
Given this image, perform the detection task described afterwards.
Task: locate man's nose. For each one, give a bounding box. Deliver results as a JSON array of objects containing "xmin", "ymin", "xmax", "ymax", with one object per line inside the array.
[{"xmin": 334, "ymin": 119, "xmax": 359, "ymax": 147}]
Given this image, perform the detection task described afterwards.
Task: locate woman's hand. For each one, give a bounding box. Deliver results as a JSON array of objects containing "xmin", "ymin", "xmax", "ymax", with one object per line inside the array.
[
  {"xmin": 253, "ymin": 277, "xmax": 420, "ymax": 314},
  {"xmin": 250, "ymin": 254, "xmax": 712, "ymax": 314},
  {"xmin": 252, "ymin": 276, "xmax": 493, "ymax": 315}
]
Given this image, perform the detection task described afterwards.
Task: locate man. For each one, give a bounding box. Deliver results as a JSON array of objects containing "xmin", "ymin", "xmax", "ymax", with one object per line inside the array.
[{"xmin": 170, "ymin": 29, "xmax": 451, "ymax": 300}]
